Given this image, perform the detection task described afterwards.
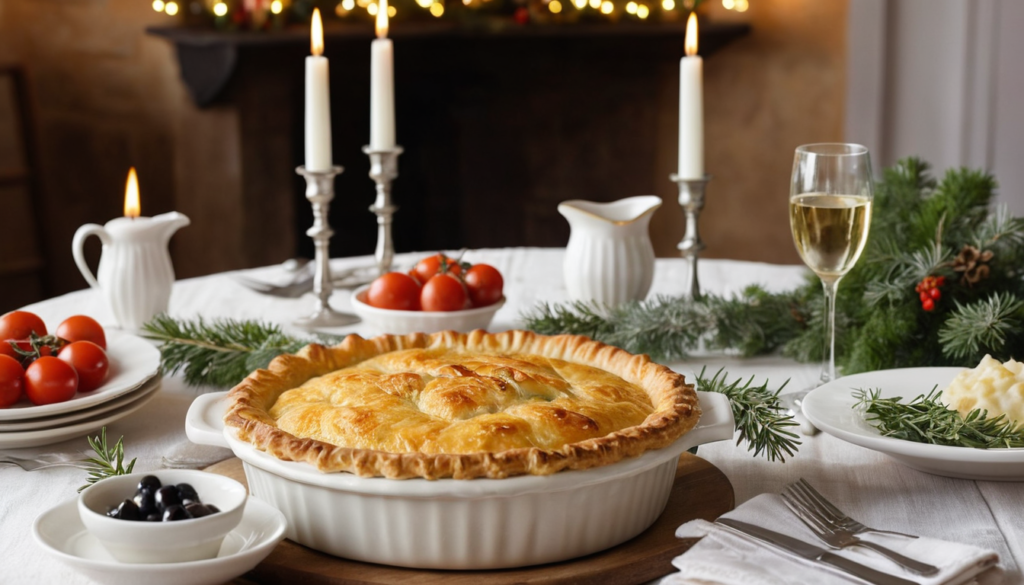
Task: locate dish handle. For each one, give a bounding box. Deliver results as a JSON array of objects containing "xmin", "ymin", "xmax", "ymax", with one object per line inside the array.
[
  {"xmin": 186, "ymin": 391, "xmax": 230, "ymax": 449},
  {"xmin": 681, "ymin": 391, "xmax": 735, "ymax": 450}
]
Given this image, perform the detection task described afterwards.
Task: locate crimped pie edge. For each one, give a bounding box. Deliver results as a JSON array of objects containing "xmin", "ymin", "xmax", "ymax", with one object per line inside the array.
[{"xmin": 223, "ymin": 330, "xmax": 700, "ymax": 480}]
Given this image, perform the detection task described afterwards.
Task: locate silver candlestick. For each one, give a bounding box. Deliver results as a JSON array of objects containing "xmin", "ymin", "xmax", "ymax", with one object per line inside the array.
[
  {"xmin": 363, "ymin": 145, "xmax": 403, "ymax": 275},
  {"xmin": 293, "ymin": 165, "xmax": 360, "ymax": 330},
  {"xmin": 672, "ymin": 174, "xmax": 711, "ymax": 299}
]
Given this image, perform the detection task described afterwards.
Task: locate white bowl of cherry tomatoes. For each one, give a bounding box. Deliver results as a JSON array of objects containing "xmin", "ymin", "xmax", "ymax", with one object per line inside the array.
[
  {"xmin": 0, "ymin": 311, "xmax": 112, "ymax": 408},
  {"xmin": 351, "ymin": 254, "xmax": 505, "ymax": 335}
]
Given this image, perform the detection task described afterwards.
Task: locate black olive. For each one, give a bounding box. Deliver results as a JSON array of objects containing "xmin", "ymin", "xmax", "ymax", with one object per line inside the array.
[
  {"xmin": 184, "ymin": 503, "xmax": 212, "ymax": 518},
  {"xmin": 116, "ymin": 499, "xmax": 141, "ymax": 521},
  {"xmin": 133, "ymin": 490, "xmax": 158, "ymax": 517},
  {"xmin": 146, "ymin": 513, "xmax": 162, "ymax": 522},
  {"xmin": 176, "ymin": 483, "xmax": 199, "ymax": 503},
  {"xmin": 181, "ymin": 498, "xmax": 196, "ymax": 507},
  {"xmin": 206, "ymin": 504, "xmax": 220, "ymax": 513},
  {"xmin": 106, "ymin": 508, "xmax": 119, "ymax": 518},
  {"xmin": 162, "ymin": 505, "xmax": 191, "ymax": 522},
  {"xmin": 155, "ymin": 485, "xmax": 181, "ymax": 511},
  {"xmin": 137, "ymin": 475, "xmax": 162, "ymax": 494}
]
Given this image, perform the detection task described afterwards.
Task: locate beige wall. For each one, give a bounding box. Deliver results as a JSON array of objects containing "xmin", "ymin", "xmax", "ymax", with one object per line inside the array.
[{"xmin": 651, "ymin": 0, "xmax": 849, "ymax": 265}]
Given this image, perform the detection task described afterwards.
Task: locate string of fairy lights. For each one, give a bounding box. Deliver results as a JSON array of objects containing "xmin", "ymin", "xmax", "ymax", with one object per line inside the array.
[{"xmin": 150, "ymin": 0, "xmax": 746, "ymax": 26}]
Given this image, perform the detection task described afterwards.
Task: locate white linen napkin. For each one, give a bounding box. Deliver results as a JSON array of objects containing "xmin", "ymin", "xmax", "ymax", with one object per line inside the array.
[{"xmin": 665, "ymin": 494, "xmax": 1002, "ymax": 585}]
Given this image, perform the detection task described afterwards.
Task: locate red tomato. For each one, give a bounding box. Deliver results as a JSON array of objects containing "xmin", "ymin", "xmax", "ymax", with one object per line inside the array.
[
  {"xmin": 0, "ymin": 340, "xmax": 20, "ymax": 362},
  {"xmin": 0, "ymin": 355, "xmax": 24, "ymax": 408},
  {"xmin": 24, "ymin": 356, "xmax": 78, "ymax": 405},
  {"xmin": 411, "ymin": 254, "xmax": 461, "ymax": 285},
  {"xmin": 367, "ymin": 272, "xmax": 422, "ymax": 311},
  {"xmin": 0, "ymin": 311, "xmax": 46, "ymax": 340},
  {"xmin": 421, "ymin": 274, "xmax": 468, "ymax": 312},
  {"xmin": 464, "ymin": 264, "xmax": 504, "ymax": 307},
  {"xmin": 56, "ymin": 315, "xmax": 107, "ymax": 350},
  {"xmin": 58, "ymin": 341, "xmax": 110, "ymax": 392}
]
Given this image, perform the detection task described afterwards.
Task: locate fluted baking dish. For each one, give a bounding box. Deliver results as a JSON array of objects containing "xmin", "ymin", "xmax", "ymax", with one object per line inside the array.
[{"xmin": 186, "ymin": 390, "xmax": 733, "ymax": 570}]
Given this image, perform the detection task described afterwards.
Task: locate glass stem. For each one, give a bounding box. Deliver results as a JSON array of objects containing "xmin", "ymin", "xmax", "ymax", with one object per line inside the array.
[{"xmin": 820, "ymin": 277, "xmax": 841, "ymax": 384}]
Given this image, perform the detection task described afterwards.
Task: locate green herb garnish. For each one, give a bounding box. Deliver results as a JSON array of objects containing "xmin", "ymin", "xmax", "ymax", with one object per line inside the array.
[{"xmin": 79, "ymin": 427, "xmax": 137, "ymax": 492}]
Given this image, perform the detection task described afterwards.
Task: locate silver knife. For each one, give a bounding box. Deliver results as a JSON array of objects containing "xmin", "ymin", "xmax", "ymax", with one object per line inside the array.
[{"xmin": 715, "ymin": 518, "xmax": 917, "ymax": 585}]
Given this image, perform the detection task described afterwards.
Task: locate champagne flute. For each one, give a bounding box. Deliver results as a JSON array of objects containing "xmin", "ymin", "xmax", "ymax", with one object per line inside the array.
[{"xmin": 790, "ymin": 143, "xmax": 873, "ymax": 384}]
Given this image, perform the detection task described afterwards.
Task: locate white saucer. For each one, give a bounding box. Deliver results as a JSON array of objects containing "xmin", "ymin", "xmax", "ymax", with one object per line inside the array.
[
  {"xmin": 0, "ymin": 374, "xmax": 161, "ymax": 432},
  {"xmin": 33, "ymin": 495, "xmax": 286, "ymax": 585},
  {"xmin": 0, "ymin": 331, "xmax": 161, "ymax": 421},
  {"xmin": 0, "ymin": 377, "xmax": 161, "ymax": 449},
  {"xmin": 803, "ymin": 367, "xmax": 1024, "ymax": 481}
]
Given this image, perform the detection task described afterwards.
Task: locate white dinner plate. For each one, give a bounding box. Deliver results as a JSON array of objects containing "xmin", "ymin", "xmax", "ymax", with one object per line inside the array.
[
  {"xmin": 0, "ymin": 330, "xmax": 161, "ymax": 421},
  {"xmin": 33, "ymin": 496, "xmax": 286, "ymax": 585},
  {"xmin": 803, "ymin": 367, "xmax": 1024, "ymax": 481},
  {"xmin": 0, "ymin": 374, "xmax": 161, "ymax": 432},
  {"xmin": 0, "ymin": 377, "xmax": 161, "ymax": 449}
]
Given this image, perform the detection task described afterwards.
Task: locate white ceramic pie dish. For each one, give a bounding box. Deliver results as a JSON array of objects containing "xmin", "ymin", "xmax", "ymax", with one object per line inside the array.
[{"xmin": 186, "ymin": 389, "xmax": 733, "ymax": 570}]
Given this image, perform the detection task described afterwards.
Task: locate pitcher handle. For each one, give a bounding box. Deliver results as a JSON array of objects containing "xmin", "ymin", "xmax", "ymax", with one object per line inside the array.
[{"xmin": 72, "ymin": 223, "xmax": 110, "ymax": 289}]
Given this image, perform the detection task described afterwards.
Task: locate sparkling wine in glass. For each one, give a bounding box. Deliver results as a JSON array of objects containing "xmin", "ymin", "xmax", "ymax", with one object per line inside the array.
[{"xmin": 790, "ymin": 144, "xmax": 873, "ymax": 384}]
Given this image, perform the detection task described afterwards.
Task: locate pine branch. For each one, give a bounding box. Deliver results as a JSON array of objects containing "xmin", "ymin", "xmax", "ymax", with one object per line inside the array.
[
  {"xmin": 141, "ymin": 314, "xmax": 324, "ymax": 388},
  {"xmin": 79, "ymin": 427, "xmax": 137, "ymax": 492},
  {"xmin": 937, "ymin": 293, "xmax": 1024, "ymax": 361},
  {"xmin": 696, "ymin": 368, "xmax": 800, "ymax": 462},
  {"xmin": 854, "ymin": 387, "xmax": 1024, "ymax": 448}
]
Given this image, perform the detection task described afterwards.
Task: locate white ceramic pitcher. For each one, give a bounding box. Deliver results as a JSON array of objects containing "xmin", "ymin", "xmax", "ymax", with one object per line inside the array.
[
  {"xmin": 558, "ymin": 196, "xmax": 662, "ymax": 306},
  {"xmin": 72, "ymin": 212, "xmax": 190, "ymax": 331}
]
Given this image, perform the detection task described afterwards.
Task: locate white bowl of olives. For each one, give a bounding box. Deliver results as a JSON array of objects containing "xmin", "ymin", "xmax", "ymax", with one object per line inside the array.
[{"xmin": 78, "ymin": 469, "xmax": 247, "ymax": 564}]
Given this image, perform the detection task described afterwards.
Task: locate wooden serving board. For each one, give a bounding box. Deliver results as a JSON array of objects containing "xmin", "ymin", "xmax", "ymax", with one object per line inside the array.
[{"xmin": 208, "ymin": 453, "xmax": 733, "ymax": 585}]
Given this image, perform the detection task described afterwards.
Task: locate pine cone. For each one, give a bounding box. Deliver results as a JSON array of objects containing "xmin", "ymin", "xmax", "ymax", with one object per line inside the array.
[{"xmin": 952, "ymin": 245, "xmax": 994, "ymax": 286}]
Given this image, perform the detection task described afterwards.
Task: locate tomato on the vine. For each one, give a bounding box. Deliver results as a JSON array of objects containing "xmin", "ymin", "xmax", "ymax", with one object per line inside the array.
[
  {"xmin": 367, "ymin": 272, "xmax": 422, "ymax": 311},
  {"xmin": 59, "ymin": 341, "xmax": 109, "ymax": 392},
  {"xmin": 24, "ymin": 356, "xmax": 78, "ymax": 405},
  {"xmin": 0, "ymin": 341, "xmax": 20, "ymax": 363},
  {"xmin": 421, "ymin": 274, "xmax": 467, "ymax": 312},
  {"xmin": 57, "ymin": 315, "xmax": 107, "ymax": 350},
  {"xmin": 0, "ymin": 355, "xmax": 24, "ymax": 408},
  {"xmin": 411, "ymin": 254, "xmax": 462, "ymax": 285},
  {"xmin": 0, "ymin": 311, "xmax": 46, "ymax": 341},
  {"xmin": 464, "ymin": 264, "xmax": 504, "ymax": 307}
]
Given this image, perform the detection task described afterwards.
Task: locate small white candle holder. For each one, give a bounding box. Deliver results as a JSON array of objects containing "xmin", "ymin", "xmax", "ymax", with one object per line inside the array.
[
  {"xmin": 671, "ymin": 174, "xmax": 711, "ymax": 300},
  {"xmin": 363, "ymin": 145, "xmax": 402, "ymax": 275},
  {"xmin": 293, "ymin": 165, "xmax": 360, "ymax": 330}
]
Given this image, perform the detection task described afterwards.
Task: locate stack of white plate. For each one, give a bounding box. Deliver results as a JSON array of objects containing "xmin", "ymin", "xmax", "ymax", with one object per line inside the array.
[{"xmin": 0, "ymin": 332, "xmax": 162, "ymax": 449}]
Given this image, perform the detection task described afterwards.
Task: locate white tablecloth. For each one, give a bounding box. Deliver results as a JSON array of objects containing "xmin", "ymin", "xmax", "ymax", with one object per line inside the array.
[{"xmin": 2, "ymin": 248, "xmax": 1021, "ymax": 584}]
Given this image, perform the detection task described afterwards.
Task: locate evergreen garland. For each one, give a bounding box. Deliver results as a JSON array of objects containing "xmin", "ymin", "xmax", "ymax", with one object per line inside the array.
[{"xmin": 523, "ymin": 158, "xmax": 1024, "ymax": 371}]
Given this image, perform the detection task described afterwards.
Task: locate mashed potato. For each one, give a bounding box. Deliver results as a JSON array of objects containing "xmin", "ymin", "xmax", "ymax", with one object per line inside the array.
[{"xmin": 941, "ymin": 355, "xmax": 1024, "ymax": 425}]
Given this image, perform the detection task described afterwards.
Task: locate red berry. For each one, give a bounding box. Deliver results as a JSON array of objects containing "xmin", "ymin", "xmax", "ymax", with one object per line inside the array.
[
  {"xmin": 936, "ymin": 276, "xmax": 946, "ymax": 286},
  {"xmin": 919, "ymin": 291, "xmax": 930, "ymax": 303},
  {"xmin": 929, "ymin": 288, "xmax": 941, "ymax": 300},
  {"xmin": 922, "ymin": 298, "xmax": 935, "ymax": 312}
]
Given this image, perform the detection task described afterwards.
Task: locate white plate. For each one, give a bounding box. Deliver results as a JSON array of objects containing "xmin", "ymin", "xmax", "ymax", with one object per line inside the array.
[
  {"xmin": 0, "ymin": 374, "xmax": 161, "ymax": 432},
  {"xmin": 33, "ymin": 496, "xmax": 286, "ymax": 585},
  {"xmin": 0, "ymin": 378, "xmax": 161, "ymax": 449},
  {"xmin": 803, "ymin": 367, "xmax": 1024, "ymax": 481},
  {"xmin": 0, "ymin": 330, "xmax": 161, "ymax": 421}
]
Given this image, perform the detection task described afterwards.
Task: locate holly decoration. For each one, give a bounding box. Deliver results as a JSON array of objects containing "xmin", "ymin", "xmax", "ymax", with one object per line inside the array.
[{"xmin": 914, "ymin": 276, "xmax": 945, "ymax": 312}]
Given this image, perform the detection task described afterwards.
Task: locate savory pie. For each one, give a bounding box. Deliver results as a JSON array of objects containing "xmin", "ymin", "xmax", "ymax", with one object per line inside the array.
[{"xmin": 224, "ymin": 330, "xmax": 700, "ymax": 479}]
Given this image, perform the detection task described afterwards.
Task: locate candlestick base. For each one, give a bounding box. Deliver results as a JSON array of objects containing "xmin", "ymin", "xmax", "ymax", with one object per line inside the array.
[
  {"xmin": 671, "ymin": 174, "xmax": 711, "ymax": 300},
  {"xmin": 363, "ymin": 145, "xmax": 403, "ymax": 275},
  {"xmin": 293, "ymin": 165, "xmax": 360, "ymax": 331}
]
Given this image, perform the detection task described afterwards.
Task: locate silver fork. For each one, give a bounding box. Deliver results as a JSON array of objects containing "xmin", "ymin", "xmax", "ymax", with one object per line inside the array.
[
  {"xmin": 782, "ymin": 490, "xmax": 940, "ymax": 576},
  {"xmin": 0, "ymin": 452, "xmax": 91, "ymax": 471},
  {"xmin": 791, "ymin": 478, "xmax": 918, "ymax": 539}
]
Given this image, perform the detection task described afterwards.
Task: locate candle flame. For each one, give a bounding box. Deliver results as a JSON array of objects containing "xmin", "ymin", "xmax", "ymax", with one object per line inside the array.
[
  {"xmin": 124, "ymin": 167, "xmax": 141, "ymax": 218},
  {"xmin": 684, "ymin": 12, "xmax": 698, "ymax": 56},
  {"xmin": 311, "ymin": 8, "xmax": 324, "ymax": 56},
  {"xmin": 376, "ymin": 0, "xmax": 388, "ymax": 38}
]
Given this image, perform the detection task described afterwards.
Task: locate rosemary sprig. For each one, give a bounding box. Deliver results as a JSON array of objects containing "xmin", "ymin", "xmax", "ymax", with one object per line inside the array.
[
  {"xmin": 79, "ymin": 427, "xmax": 137, "ymax": 492},
  {"xmin": 141, "ymin": 314, "xmax": 338, "ymax": 388},
  {"xmin": 695, "ymin": 367, "xmax": 801, "ymax": 462},
  {"xmin": 854, "ymin": 387, "xmax": 1024, "ymax": 448}
]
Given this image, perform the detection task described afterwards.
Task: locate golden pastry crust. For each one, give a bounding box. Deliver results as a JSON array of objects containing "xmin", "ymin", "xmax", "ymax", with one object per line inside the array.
[{"xmin": 224, "ymin": 330, "xmax": 699, "ymax": 479}]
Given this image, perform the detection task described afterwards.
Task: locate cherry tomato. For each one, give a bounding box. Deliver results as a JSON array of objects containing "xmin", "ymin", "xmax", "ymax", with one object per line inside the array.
[
  {"xmin": 0, "ymin": 355, "xmax": 24, "ymax": 408},
  {"xmin": 464, "ymin": 264, "xmax": 504, "ymax": 307},
  {"xmin": 0, "ymin": 340, "xmax": 20, "ymax": 362},
  {"xmin": 56, "ymin": 315, "xmax": 106, "ymax": 350},
  {"xmin": 421, "ymin": 273, "xmax": 468, "ymax": 312},
  {"xmin": 24, "ymin": 356, "xmax": 78, "ymax": 405},
  {"xmin": 59, "ymin": 341, "xmax": 110, "ymax": 392},
  {"xmin": 411, "ymin": 254, "xmax": 462, "ymax": 285},
  {"xmin": 0, "ymin": 311, "xmax": 46, "ymax": 341},
  {"xmin": 367, "ymin": 272, "xmax": 422, "ymax": 311}
]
